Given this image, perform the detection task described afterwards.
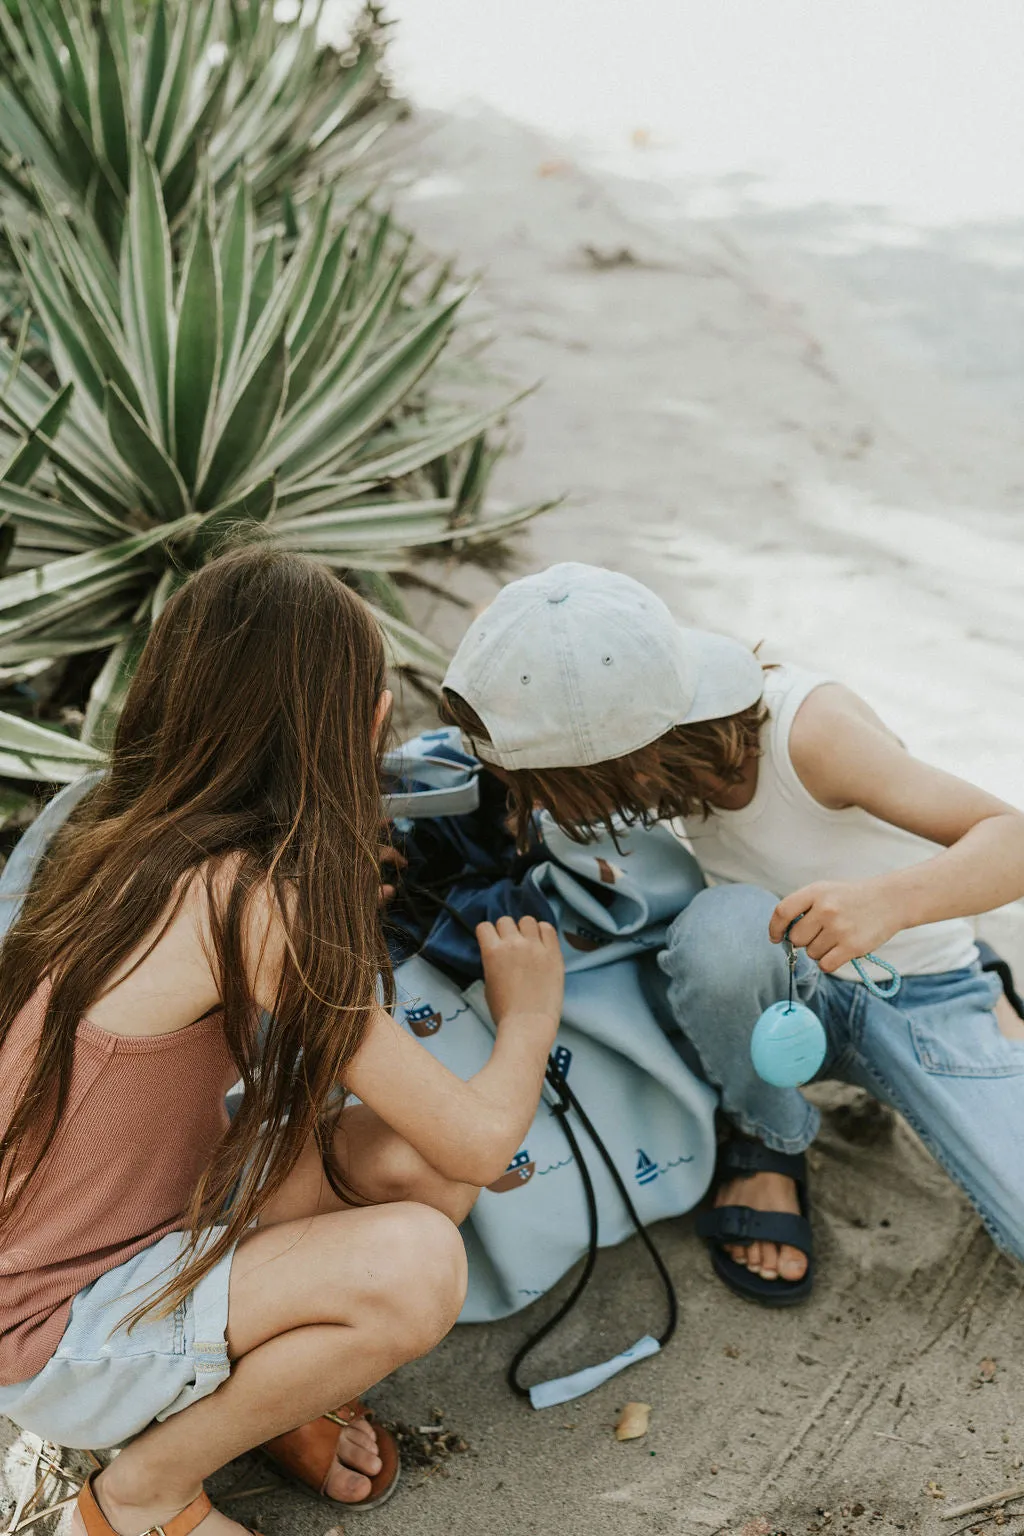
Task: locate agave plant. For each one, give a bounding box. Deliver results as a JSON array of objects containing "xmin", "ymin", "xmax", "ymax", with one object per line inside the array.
[
  {"xmin": 0, "ymin": 1, "xmax": 550, "ymax": 792},
  {"xmin": 0, "ymin": 153, "xmax": 541, "ymax": 751},
  {"xmin": 0, "ymin": 0, "xmax": 396, "ymax": 255}
]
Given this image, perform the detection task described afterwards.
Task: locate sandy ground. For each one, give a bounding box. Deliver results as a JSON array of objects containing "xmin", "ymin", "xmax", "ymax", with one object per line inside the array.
[{"xmin": 5, "ymin": 107, "xmax": 1024, "ymax": 1536}]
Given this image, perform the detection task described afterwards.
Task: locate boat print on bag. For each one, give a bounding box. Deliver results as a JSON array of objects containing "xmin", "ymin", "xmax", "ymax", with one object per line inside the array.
[
  {"xmin": 487, "ymin": 1148, "xmax": 535, "ymax": 1193},
  {"xmin": 564, "ymin": 925, "xmax": 611, "ymax": 953},
  {"xmin": 635, "ymin": 1149, "xmax": 659, "ymax": 1186},
  {"xmin": 403, "ymin": 1001, "xmax": 442, "ymax": 1038},
  {"xmin": 596, "ymin": 857, "xmax": 618, "ymax": 885}
]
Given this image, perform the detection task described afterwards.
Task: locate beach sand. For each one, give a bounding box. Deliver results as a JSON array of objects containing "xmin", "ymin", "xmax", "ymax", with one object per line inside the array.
[{"xmin": 5, "ymin": 105, "xmax": 1024, "ymax": 1536}]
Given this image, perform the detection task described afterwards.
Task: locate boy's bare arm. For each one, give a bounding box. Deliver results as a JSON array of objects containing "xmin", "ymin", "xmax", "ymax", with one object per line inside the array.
[{"xmin": 769, "ymin": 684, "xmax": 1024, "ymax": 972}]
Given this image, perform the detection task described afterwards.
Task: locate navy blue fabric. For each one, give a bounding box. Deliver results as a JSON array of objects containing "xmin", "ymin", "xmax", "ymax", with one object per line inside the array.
[
  {"xmin": 696, "ymin": 1206, "xmax": 812, "ymax": 1253},
  {"xmin": 385, "ymin": 766, "xmax": 555, "ymax": 978}
]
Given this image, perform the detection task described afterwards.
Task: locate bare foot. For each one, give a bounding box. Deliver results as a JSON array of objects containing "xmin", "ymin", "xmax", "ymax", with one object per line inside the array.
[
  {"xmin": 71, "ymin": 1475, "xmax": 247, "ymax": 1536},
  {"xmin": 715, "ymin": 1168, "xmax": 807, "ymax": 1283},
  {"xmin": 322, "ymin": 1419, "xmax": 383, "ymax": 1503}
]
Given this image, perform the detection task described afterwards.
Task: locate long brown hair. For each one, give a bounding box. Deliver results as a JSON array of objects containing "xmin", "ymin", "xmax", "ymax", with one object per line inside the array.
[
  {"xmin": 0, "ymin": 546, "xmax": 391, "ymax": 1318},
  {"xmin": 440, "ymin": 687, "xmax": 769, "ymax": 848}
]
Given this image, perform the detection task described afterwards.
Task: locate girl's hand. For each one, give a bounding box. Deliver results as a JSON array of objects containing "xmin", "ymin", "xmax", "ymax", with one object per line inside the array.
[
  {"xmin": 769, "ymin": 879, "xmax": 905, "ymax": 974},
  {"xmin": 477, "ymin": 915, "xmax": 564, "ymax": 1033},
  {"xmin": 378, "ymin": 844, "xmax": 407, "ymax": 904}
]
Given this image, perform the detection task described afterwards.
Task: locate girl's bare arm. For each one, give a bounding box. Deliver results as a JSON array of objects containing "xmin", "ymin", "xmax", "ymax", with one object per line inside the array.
[
  {"xmin": 241, "ymin": 886, "xmax": 563, "ymax": 1183},
  {"xmin": 769, "ymin": 683, "xmax": 1024, "ymax": 972},
  {"xmin": 345, "ymin": 916, "xmax": 564, "ymax": 1186}
]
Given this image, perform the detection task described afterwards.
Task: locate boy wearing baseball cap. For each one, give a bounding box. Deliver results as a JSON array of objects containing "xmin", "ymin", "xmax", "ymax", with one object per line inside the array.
[{"xmin": 442, "ymin": 563, "xmax": 1024, "ymax": 1304}]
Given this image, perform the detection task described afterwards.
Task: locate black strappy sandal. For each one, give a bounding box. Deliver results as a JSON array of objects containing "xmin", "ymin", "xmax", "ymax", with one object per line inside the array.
[{"xmin": 695, "ymin": 1139, "xmax": 814, "ymax": 1306}]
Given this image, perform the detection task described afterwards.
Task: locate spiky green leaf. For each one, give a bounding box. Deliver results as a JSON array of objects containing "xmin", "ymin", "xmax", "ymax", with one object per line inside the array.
[
  {"xmin": 0, "ymin": 481, "xmax": 114, "ymax": 549},
  {"xmin": 173, "ymin": 186, "xmax": 221, "ymax": 488},
  {"xmin": 0, "ymin": 514, "xmax": 199, "ymax": 614},
  {"xmin": 217, "ymin": 178, "xmax": 254, "ymax": 390},
  {"xmin": 105, "ymin": 383, "xmax": 190, "ymax": 519},
  {"xmin": 0, "ymin": 710, "xmax": 104, "ymax": 783},
  {"xmin": 370, "ymin": 605, "xmax": 448, "ymax": 679},
  {"xmin": 201, "ymin": 474, "xmax": 277, "ymax": 529},
  {"xmin": 18, "ymin": 4, "xmax": 65, "ymax": 120},
  {"xmin": 14, "ymin": 234, "xmax": 105, "ymax": 410},
  {"xmin": 243, "ymin": 235, "xmax": 278, "ymax": 349},
  {"xmin": 82, "ymin": 622, "xmax": 148, "ymax": 750},
  {"xmin": 198, "ymin": 327, "xmax": 287, "ymax": 508},
  {"xmin": 122, "ymin": 146, "xmax": 173, "ymax": 442},
  {"xmin": 1, "ymin": 383, "xmax": 74, "ymax": 490},
  {"xmin": 140, "ymin": 0, "xmax": 170, "ymax": 140},
  {"xmin": 96, "ymin": 18, "xmax": 131, "ymax": 193},
  {"xmin": 346, "ymin": 394, "xmax": 530, "ymax": 485},
  {"xmin": 281, "ymin": 300, "xmax": 461, "ymax": 483},
  {"xmin": 148, "ymin": 1, "xmax": 195, "ymax": 170},
  {"xmin": 259, "ymin": 258, "xmax": 409, "ymax": 474}
]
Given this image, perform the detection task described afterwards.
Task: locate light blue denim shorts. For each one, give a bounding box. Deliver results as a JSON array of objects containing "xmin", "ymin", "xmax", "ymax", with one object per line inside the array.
[{"xmin": 0, "ymin": 1229, "xmax": 237, "ymax": 1450}]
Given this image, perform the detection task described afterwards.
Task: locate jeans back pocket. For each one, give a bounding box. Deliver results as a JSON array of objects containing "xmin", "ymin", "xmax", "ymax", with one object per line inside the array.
[{"xmin": 910, "ymin": 971, "xmax": 1024, "ymax": 1078}]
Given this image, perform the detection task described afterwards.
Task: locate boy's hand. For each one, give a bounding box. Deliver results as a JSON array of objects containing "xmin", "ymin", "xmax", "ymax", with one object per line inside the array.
[
  {"xmin": 770, "ymin": 879, "xmax": 905, "ymax": 974},
  {"xmin": 477, "ymin": 914, "xmax": 564, "ymax": 1032}
]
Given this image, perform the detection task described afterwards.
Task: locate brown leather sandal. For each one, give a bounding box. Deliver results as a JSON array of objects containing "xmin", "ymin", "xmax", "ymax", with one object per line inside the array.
[
  {"xmin": 76, "ymin": 1471, "xmax": 255, "ymax": 1536},
  {"xmin": 262, "ymin": 1398, "xmax": 400, "ymax": 1512}
]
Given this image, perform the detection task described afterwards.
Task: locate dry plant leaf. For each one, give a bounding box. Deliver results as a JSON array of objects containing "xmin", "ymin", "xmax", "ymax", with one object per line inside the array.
[{"xmin": 615, "ymin": 1402, "xmax": 652, "ymax": 1441}]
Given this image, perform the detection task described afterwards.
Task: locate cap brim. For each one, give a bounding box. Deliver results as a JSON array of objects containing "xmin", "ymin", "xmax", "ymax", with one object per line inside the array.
[{"xmin": 679, "ymin": 630, "xmax": 765, "ymax": 723}]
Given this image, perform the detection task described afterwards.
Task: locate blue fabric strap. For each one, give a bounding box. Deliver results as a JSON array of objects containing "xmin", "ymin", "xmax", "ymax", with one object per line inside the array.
[
  {"xmin": 783, "ymin": 916, "xmax": 903, "ymax": 1001},
  {"xmin": 851, "ymin": 952, "xmax": 902, "ymax": 999},
  {"xmin": 718, "ymin": 1141, "xmax": 807, "ymax": 1188},
  {"xmin": 528, "ymin": 1334, "xmax": 662, "ymax": 1409}
]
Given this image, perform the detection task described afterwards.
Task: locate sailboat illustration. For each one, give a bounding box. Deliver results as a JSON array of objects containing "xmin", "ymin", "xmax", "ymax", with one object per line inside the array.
[
  {"xmin": 403, "ymin": 1002, "xmax": 442, "ymax": 1038},
  {"xmin": 596, "ymin": 858, "xmax": 618, "ymax": 885},
  {"xmin": 487, "ymin": 1148, "xmax": 535, "ymax": 1194},
  {"xmin": 635, "ymin": 1149, "xmax": 659, "ymax": 1186}
]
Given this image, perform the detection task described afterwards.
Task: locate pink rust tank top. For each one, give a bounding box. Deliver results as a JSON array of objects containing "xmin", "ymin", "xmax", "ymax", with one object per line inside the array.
[{"xmin": 0, "ymin": 980, "xmax": 238, "ymax": 1386}]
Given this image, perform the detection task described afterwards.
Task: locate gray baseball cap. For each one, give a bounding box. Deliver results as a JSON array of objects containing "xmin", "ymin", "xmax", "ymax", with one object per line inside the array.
[{"xmin": 443, "ymin": 563, "xmax": 765, "ymax": 770}]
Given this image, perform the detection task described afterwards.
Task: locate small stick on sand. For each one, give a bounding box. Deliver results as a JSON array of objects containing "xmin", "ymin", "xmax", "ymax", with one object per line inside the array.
[
  {"xmin": 220, "ymin": 1485, "xmax": 280, "ymax": 1504},
  {"xmin": 940, "ymin": 1482, "xmax": 1024, "ymax": 1521},
  {"xmin": 946, "ymin": 1514, "xmax": 1014, "ymax": 1536},
  {"xmin": 872, "ymin": 1431, "xmax": 934, "ymax": 1451},
  {"xmin": 11, "ymin": 1495, "xmax": 78, "ymax": 1532}
]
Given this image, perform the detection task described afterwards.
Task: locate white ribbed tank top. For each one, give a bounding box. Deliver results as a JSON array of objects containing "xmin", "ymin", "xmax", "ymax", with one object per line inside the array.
[{"xmin": 681, "ymin": 665, "xmax": 978, "ymax": 980}]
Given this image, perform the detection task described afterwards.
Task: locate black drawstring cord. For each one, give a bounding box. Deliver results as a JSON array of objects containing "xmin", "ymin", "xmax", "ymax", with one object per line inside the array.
[
  {"xmin": 396, "ymin": 875, "xmax": 679, "ymax": 1400},
  {"xmin": 505, "ymin": 1065, "xmax": 601, "ymax": 1397},
  {"xmin": 506, "ymin": 1057, "xmax": 679, "ymax": 1398}
]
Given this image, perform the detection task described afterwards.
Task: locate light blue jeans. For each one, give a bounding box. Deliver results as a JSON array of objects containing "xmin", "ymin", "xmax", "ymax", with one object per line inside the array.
[
  {"xmin": 658, "ymin": 884, "xmax": 1024, "ymax": 1264},
  {"xmin": 0, "ymin": 1229, "xmax": 236, "ymax": 1450}
]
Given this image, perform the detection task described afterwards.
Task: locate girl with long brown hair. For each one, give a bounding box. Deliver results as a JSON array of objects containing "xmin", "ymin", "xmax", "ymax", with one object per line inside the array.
[{"xmin": 0, "ymin": 547, "xmax": 564, "ymax": 1536}]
